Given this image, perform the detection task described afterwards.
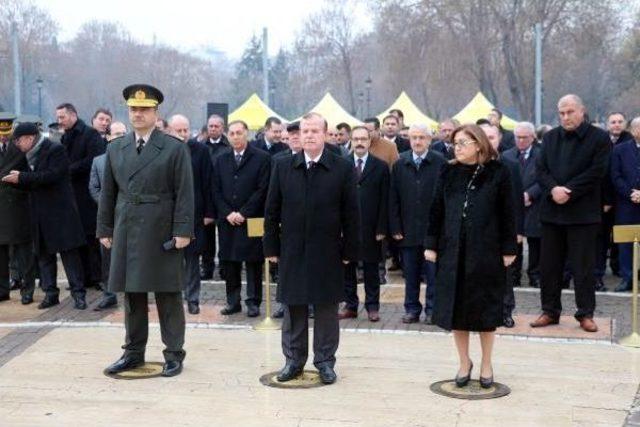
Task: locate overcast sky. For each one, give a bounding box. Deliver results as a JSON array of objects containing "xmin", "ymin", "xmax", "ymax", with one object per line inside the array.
[{"xmin": 32, "ymin": 0, "xmax": 333, "ymax": 58}]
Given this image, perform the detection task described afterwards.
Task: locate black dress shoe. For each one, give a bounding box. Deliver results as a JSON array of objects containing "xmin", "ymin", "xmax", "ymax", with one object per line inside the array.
[
  {"xmin": 161, "ymin": 361, "xmax": 183, "ymax": 377},
  {"xmin": 455, "ymin": 361, "xmax": 473, "ymax": 387},
  {"xmin": 10, "ymin": 279, "xmax": 22, "ymax": 291},
  {"xmin": 317, "ymin": 365, "xmax": 337, "ymax": 384},
  {"xmin": 402, "ymin": 313, "xmax": 419, "ymax": 324},
  {"xmin": 105, "ymin": 355, "xmax": 145, "ymax": 374},
  {"xmin": 247, "ymin": 305, "xmax": 260, "ymax": 317},
  {"xmin": 595, "ymin": 279, "xmax": 607, "ymax": 292},
  {"xmin": 74, "ymin": 296, "xmax": 87, "ymax": 310},
  {"xmin": 528, "ymin": 279, "xmax": 540, "ymax": 288},
  {"xmin": 94, "ymin": 297, "xmax": 117, "ymax": 311},
  {"xmin": 272, "ymin": 306, "xmax": 284, "ymax": 319},
  {"xmin": 277, "ymin": 363, "xmax": 303, "ymax": 382},
  {"xmin": 615, "ymin": 280, "xmax": 632, "ymax": 292},
  {"xmin": 21, "ymin": 294, "xmax": 33, "ymax": 305},
  {"xmin": 38, "ymin": 297, "xmax": 60, "ymax": 309},
  {"xmin": 379, "ymin": 274, "xmax": 387, "ymax": 285},
  {"xmin": 200, "ymin": 270, "xmax": 213, "ymax": 280},
  {"xmin": 188, "ymin": 302, "xmax": 200, "ymax": 315},
  {"xmin": 220, "ymin": 304, "xmax": 241, "ymax": 315},
  {"xmin": 0, "ymin": 294, "xmax": 9, "ymax": 302},
  {"xmin": 423, "ymin": 313, "xmax": 434, "ymax": 325},
  {"xmin": 503, "ymin": 316, "xmax": 515, "ymax": 328}
]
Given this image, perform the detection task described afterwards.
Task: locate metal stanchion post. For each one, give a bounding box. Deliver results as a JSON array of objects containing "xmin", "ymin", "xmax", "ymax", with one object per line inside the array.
[{"xmin": 614, "ymin": 226, "xmax": 640, "ymax": 347}]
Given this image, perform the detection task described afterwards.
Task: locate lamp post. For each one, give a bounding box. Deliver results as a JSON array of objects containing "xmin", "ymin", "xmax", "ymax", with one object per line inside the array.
[
  {"xmin": 269, "ymin": 81, "xmax": 276, "ymax": 112},
  {"xmin": 36, "ymin": 77, "xmax": 43, "ymax": 119},
  {"xmin": 365, "ymin": 76, "xmax": 372, "ymax": 117},
  {"xmin": 358, "ymin": 91, "xmax": 364, "ymax": 119}
]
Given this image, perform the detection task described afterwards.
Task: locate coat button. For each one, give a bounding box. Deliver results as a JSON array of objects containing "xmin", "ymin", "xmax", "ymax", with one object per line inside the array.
[
  {"xmin": 471, "ymin": 186, "xmax": 476, "ymax": 190},
  {"xmin": 234, "ymin": 175, "xmax": 238, "ymax": 179}
]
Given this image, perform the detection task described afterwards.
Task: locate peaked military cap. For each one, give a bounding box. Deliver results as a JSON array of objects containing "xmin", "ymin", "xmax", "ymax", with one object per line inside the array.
[
  {"xmin": 123, "ymin": 84, "xmax": 164, "ymax": 108},
  {"xmin": 0, "ymin": 112, "xmax": 16, "ymax": 136}
]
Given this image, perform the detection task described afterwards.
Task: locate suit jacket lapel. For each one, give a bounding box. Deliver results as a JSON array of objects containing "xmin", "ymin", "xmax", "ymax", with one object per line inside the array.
[
  {"xmin": 129, "ymin": 130, "xmax": 163, "ymax": 179},
  {"xmin": 236, "ymin": 146, "xmax": 253, "ymax": 171}
]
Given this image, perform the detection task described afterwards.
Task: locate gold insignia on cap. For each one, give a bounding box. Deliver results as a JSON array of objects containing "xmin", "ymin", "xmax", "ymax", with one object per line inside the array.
[
  {"xmin": 0, "ymin": 120, "xmax": 12, "ymax": 136},
  {"xmin": 134, "ymin": 90, "xmax": 146, "ymax": 100}
]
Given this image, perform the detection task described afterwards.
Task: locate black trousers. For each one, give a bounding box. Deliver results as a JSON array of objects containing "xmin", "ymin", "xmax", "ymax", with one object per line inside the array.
[
  {"xmin": 39, "ymin": 249, "xmax": 85, "ymax": 299},
  {"xmin": 183, "ymin": 245, "xmax": 201, "ymax": 304},
  {"xmin": 200, "ymin": 223, "xmax": 217, "ymax": 274},
  {"xmin": 527, "ymin": 237, "xmax": 541, "ymax": 282},
  {"xmin": 0, "ymin": 242, "xmax": 36, "ymax": 297},
  {"xmin": 540, "ymin": 223, "xmax": 598, "ymax": 320},
  {"xmin": 512, "ymin": 242, "xmax": 523, "ymax": 285},
  {"xmin": 282, "ymin": 303, "xmax": 339, "ymax": 369},
  {"xmin": 123, "ymin": 292, "xmax": 186, "ymax": 362},
  {"xmin": 100, "ymin": 245, "xmax": 116, "ymax": 300},
  {"xmin": 79, "ymin": 238, "xmax": 102, "ymax": 285},
  {"xmin": 344, "ymin": 261, "xmax": 380, "ymax": 312},
  {"xmin": 223, "ymin": 260, "xmax": 262, "ymax": 308},
  {"xmin": 503, "ymin": 263, "xmax": 516, "ymax": 316}
]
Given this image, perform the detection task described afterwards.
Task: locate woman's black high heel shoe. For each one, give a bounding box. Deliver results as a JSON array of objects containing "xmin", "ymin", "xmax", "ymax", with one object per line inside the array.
[
  {"xmin": 455, "ymin": 361, "xmax": 473, "ymax": 387},
  {"xmin": 479, "ymin": 367, "xmax": 494, "ymax": 389}
]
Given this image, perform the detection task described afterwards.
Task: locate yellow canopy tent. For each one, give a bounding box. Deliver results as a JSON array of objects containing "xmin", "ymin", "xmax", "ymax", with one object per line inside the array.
[
  {"xmin": 377, "ymin": 91, "xmax": 438, "ymax": 130},
  {"xmin": 228, "ymin": 93, "xmax": 288, "ymax": 131},
  {"xmin": 295, "ymin": 93, "xmax": 362, "ymax": 128},
  {"xmin": 453, "ymin": 92, "xmax": 518, "ymax": 130}
]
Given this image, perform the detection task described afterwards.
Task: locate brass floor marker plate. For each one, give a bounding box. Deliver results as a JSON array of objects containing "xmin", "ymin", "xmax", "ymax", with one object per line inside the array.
[
  {"xmin": 104, "ymin": 362, "xmax": 164, "ymax": 380},
  {"xmin": 430, "ymin": 380, "xmax": 511, "ymax": 400},
  {"xmin": 259, "ymin": 370, "xmax": 325, "ymax": 388}
]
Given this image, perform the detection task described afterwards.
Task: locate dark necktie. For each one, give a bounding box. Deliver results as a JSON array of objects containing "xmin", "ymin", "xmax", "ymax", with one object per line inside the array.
[
  {"xmin": 136, "ymin": 138, "xmax": 145, "ymax": 154},
  {"xmin": 307, "ymin": 160, "xmax": 315, "ymax": 170},
  {"xmin": 415, "ymin": 156, "xmax": 422, "ymax": 168},
  {"xmin": 519, "ymin": 150, "xmax": 527, "ymax": 167},
  {"xmin": 356, "ymin": 158, "xmax": 363, "ymax": 179},
  {"xmin": 235, "ymin": 153, "xmax": 242, "ymax": 165}
]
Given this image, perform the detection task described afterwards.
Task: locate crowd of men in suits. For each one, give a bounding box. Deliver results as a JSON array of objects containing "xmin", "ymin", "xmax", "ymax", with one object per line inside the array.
[{"xmin": 0, "ymin": 96, "xmax": 638, "ymax": 337}]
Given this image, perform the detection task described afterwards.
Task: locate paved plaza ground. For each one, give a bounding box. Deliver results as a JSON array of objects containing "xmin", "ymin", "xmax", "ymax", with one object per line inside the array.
[{"xmin": 0, "ymin": 271, "xmax": 639, "ymax": 426}]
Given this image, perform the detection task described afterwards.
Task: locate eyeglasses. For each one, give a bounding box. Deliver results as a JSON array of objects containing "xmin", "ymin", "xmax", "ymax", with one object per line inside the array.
[
  {"xmin": 352, "ymin": 137, "xmax": 370, "ymax": 142},
  {"xmin": 453, "ymin": 139, "xmax": 476, "ymax": 148}
]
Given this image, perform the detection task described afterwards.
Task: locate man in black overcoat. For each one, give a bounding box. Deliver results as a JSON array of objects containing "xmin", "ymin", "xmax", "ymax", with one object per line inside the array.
[
  {"xmin": 200, "ymin": 114, "xmax": 230, "ymax": 280},
  {"xmin": 57, "ymin": 103, "xmax": 106, "ymax": 289},
  {"xmin": 214, "ymin": 120, "xmax": 270, "ymax": 318},
  {"xmin": 531, "ymin": 94, "xmax": 610, "ymax": 333},
  {"xmin": 264, "ymin": 112, "xmax": 360, "ymax": 385},
  {"xmin": 0, "ymin": 114, "xmax": 36, "ymax": 305},
  {"xmin": 168, "ymin": 114, "xmax": 215, "ymax": 315},
  {"xmin": 338, "ymin": 126, "xmax": 389, "ymax": 322},
  {"xmin": 390, "ymin": 124, "xmax": 447, "ymax": 324},
  {"xmin": 3, "ymin": 122, "xmax": 87, "ymax": 310}
]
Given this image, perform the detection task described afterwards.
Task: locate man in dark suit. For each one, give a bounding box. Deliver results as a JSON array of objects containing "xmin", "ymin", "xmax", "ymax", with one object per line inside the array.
[
  {"xmin": 0, "ymin": 114, "xmax": 36, "ymax": 305},
  {"xmin": 251, "ymin": 116, "xmax": 286, "ymax": 156},
  {"xmin": 431, "ymin": 118, "xmax": 458, "ymax": 160},
  {"xmin": 481, "ymin": 123, "xmax": 525, "ymax": 328},
  {"xmin": 611, "ymin": 117, "xmax": 640, "ymax": 292},
  {"xmin": 503, "ymin": 122, "xmax": 543, "ymax": 289},
  {"xmin": 264, "ymin": 112, "xmax": 359, "ymax": 385},
  {"xmin": 98, "ymin": 84, "xmax": 194, "ymax": 377},
  {"xmin": 336, "ymin": 122, "xmax": 352, "ymax": 154},
  {"xmin": 168, "ymin": 115, "xmax": 215, "ymax": 315},
  {"xmin": 488, "ymin": 108, "xmax": 515, "ymax": 152},
  {"xmin": 200, "ymin": 114, "xmax": 230, "ymax": 281},
  {"xmin": 390, "ymin": 124, "xmax": 447, "ymax": 324},
  {"xmin": 3, "ymin": 122, "xmax": 87, "ymax": 310},
  {"xmin": 382, "ymin": 114, "xmax": 410, "ymax": 153},
  {"xmin": 338, "ymin": 126, "xmax": 389, "ymax": 322},
  {"xmin": 530, "ymin": 94, "xmax": 610, "ymax": 333},
  {"xmin": 214, "ymin": 120, "xmax": 270, "ymax": 317},
  {"xmin": 57, "ymin": 103, "xmax": 106, "ymax": 290}
]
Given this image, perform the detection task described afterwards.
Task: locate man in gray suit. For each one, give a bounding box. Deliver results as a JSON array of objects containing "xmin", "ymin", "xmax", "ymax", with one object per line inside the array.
[
  {"xmin": 98, "ymin": 84, "xmax": 194, "ymax": 377},
  {"xmin": 89, "ymin": 121, "xmax": 126, "ymax": 310}
]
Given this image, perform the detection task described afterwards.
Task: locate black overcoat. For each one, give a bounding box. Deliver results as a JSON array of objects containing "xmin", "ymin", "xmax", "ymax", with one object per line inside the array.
[
  {"xmin": 214, "ymin": 145, "xmax": 271, "ymax": 262},
  {"xmin": 263, "ymin": 149, "xmax": 360, "ymax": 304},
  {"xmin": 503, "ymin": 144, "xmax": 543, "ymax": 237},
  {"xmin": 348, "ymin": 154, "xmax": 389, "ymax": 262},
  {"xmin": 0, "ymin": 141, "xmax": 31, "ymax": 245},
  {"xmin": 187, "ymin": 140, "xmax": 215, "ymax": 254},
  {"xmin": 17, "ymin": 138, "xmax": 86, "ymax": 255},
  {"xmin": 389, "ymin": 150, "xmax": 446, "ymax": 247},
  {"xmin": 425, "ymin": 161, "xmax": 517, "ymax": 331},
  {"xmin": 60, "ymin": 119, "xmax": 106, "ymax": 236}
]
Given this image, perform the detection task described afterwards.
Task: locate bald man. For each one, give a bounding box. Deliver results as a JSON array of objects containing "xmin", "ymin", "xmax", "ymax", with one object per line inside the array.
[
  {"xmin": 168, "ymin": 114, "xmax": 215, "ymax": 315},
  {"xmin": 531, "ymin": 94, "xmax": 610, "ymax": 333}
]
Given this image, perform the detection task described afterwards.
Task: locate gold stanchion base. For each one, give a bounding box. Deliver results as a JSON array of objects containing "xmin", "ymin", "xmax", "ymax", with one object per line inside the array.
[
  {"xmin": 619, "ymin": 332, "xmax": 640, "ymax": 348},
  {"xmin": 254, "ymin": 317, "xmax": 282, "ymax": 331}
]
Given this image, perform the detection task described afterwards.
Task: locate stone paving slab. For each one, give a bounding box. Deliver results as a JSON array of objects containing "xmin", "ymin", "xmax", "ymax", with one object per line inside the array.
[{"xmin": 0, "ymin": 327, "xmax": 638, "ymax": 427}]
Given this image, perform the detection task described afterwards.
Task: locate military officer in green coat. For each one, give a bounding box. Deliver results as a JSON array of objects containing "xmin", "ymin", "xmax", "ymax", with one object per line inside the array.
[{"xmin": 97, "ymin": 84, "xmax": 194, "ymax": 377}]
